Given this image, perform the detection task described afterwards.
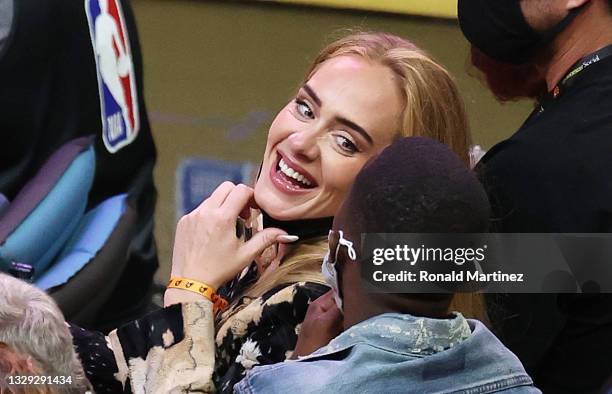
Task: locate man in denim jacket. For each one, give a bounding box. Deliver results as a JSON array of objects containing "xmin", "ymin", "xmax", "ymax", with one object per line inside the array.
[{"xmin": 234, "ymin": 138, "xmax": 540, "ymax": 394}]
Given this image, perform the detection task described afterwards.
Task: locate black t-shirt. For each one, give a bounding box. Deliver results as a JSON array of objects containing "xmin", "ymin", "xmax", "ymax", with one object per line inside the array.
[
  {"xmin": 477, "ymin": 53, "xmax": 612, "ymax": 393},
  {"xmin": 0, "ymin": 0, "xmax": 158, "ymax": 329}
]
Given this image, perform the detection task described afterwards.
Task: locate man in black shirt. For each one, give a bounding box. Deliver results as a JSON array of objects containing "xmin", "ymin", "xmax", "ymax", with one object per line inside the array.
[
  {"xmin": 458, "ymin": 1, "xmax": 612, "ymax": 392},
  {"xmin": 0, "ymin": 0, "xmax": 158, "ymax": 331}
]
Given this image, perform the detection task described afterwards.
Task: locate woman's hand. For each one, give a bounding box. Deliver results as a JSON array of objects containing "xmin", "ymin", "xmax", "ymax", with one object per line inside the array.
[
  {"xmin": 167, "ymin": 182, "xmax": 297, "ymax": 303},
  {"xmin": 291, "ymin": 290, "xmax": 343, "ymax": 359}
]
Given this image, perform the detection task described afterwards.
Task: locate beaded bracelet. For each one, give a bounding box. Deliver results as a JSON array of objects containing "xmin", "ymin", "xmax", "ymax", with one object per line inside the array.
[{"xmin": 167, "ymin": 277, "xmax": 228, "ymax": 314}]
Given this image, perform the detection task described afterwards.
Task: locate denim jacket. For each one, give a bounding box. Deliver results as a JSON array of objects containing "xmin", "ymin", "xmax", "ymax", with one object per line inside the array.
[{"xmin": 233, "ymin": 313, "xmax": 540, "ymax": 394}]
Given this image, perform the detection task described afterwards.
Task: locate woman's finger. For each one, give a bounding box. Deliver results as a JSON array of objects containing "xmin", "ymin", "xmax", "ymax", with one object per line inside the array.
[
  {"xmin": 239, "ymin": 197, "xmax": 258, "ymax": 220},
  {"xmin": 221, "ymin": 184, "xmax": 255, "ymax": 218},
  {"xmin": 241, "ymin": 227, "xmax": 288, "ymax": 263},
  {"xmin": 315, "ymin": 290, "xmax": 339, "ymax": 312},
  {"xmin": 258, "ymin": 253, "xmax": 282, "ymax": 281},
  {"xmin": 206, "ymin": 181, "xmax": 236, "ymax": 207}
]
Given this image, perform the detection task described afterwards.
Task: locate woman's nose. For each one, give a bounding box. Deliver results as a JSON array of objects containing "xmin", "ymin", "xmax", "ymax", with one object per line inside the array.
[{"xmin": 287, "ymin": 129, "xmax": 320, "ymax": 161}]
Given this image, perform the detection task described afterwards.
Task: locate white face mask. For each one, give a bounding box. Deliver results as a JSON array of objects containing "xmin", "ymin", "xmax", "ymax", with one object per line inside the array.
[{"xmin": 321, "ymin": 230, "xmax": 357, "ymax": 312}]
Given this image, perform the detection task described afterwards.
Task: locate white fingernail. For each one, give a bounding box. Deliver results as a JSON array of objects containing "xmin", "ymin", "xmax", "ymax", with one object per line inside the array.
[{"xmin": 277, "ymin": 235, "xmax": 299, "ymax": 243}]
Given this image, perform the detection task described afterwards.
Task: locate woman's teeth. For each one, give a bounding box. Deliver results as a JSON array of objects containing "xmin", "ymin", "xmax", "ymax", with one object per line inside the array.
[{"xmin": 278, "ymin": 158, "xmax": 312, "ymax": 186}]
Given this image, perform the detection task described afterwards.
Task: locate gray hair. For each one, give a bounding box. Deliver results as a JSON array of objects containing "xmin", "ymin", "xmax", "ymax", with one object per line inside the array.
[{"xmin": 0, "ymin": 273, "xmax": 90, "ymax": 393}]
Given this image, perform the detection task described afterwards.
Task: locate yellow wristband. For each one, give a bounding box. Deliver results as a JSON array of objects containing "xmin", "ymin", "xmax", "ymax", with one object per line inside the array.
[{"xmin": 167, "ymin": 277, "xmax": 228, "ymax": 313}]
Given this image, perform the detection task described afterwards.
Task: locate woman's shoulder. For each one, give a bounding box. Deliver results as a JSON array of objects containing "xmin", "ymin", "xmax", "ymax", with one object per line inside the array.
[
  {"xmin": 214, "ymin": 282, "xmax": 329, "ymax": 391},
  {"xmin": 255, "ymin": 281, "xmax": 331, "ymax": 329},
  {"xmin": 216, "ymin": 281, "xmax": 329, "ymax": 345},
  {"xmin": 219, "ymin": 281, "xmax": 329, "ymax": 330},
  {"xmin": 260, "ymin": 281, "xmax": 330, "ymax": 305}
]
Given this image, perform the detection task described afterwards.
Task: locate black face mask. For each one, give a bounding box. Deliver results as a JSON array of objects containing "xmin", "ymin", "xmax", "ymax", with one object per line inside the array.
[{"xmin": 458, "ymin": 0, "xmax": 582, "ymax": 64}]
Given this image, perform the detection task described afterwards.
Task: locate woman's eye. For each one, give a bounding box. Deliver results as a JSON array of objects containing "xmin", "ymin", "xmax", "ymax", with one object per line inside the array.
[
  {"xmin": 295, "ymin": 99, "xmax": 314, "ymax": 119},
  {"xmin": 334, "ymin": 135, "xmax": 358, "ymax": 154}
]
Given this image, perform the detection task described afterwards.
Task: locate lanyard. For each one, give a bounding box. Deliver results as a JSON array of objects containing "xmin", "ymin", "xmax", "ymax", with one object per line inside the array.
[
  {"xmin": 532, "ymin": 45, "xmax": 612, "ymax": 118},
  {"xmin": 545, "ymin": 45, "xmax": 612, "ymax": 102}
]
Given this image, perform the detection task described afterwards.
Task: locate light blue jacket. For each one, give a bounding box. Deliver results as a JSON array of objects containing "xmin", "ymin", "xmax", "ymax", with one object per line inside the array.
[{"xmin": 233, "ymin": 313, "xmax": 541, "ymax": 394}]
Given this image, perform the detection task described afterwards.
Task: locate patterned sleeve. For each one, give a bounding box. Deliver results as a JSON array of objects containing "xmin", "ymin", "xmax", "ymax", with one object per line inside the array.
[
  {"xmin": 215, "ymin": 282, "xmax": 329, "ymax": 393},
  {"xmin": 72, "ymin": 301, "xmax": 217, "ymax": 393}
]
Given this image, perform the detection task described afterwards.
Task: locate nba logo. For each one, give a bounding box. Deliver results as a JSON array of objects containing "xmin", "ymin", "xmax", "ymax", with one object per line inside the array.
[{"xmin": 85, "ymin": 0, "xmax": 140, "ymax": 153}]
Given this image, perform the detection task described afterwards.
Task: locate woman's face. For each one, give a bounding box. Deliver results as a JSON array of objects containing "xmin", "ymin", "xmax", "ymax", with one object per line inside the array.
[{"xmin": 254, "ymin": 55, "xmax": 403, "ymax": 220}]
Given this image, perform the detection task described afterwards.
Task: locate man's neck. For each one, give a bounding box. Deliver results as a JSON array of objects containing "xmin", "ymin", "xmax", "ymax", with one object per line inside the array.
[
  {"xmin": 342, "ymin": 293, "xmax": 450, "ymax": 331},
  {"xmin": 342, "ymin": 296, "xmax": 391, "ymax": 331},
  {"xmin": 542, "ymin": 3, "xmax": 612, "ymax": 90}
]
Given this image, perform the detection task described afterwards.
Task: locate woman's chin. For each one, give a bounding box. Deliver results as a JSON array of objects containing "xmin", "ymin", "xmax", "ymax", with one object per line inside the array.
[
  {"xmin": 254, "ymin": 196, "xmax": 311, "ymax": 221},
  {"xmin": 255, "ymin": 183, "xmax": 302, "ymax": 219},
  {"xmin": 254, "ymin": 181, "xmax": 335, "ymax": 220},
  {"xmin": 260, "ymin": 201, "xmax": 334, "ymax": 222},
  {"xmin": 256, "ymin": 200, "xmax": 301, "ymax": 221}
]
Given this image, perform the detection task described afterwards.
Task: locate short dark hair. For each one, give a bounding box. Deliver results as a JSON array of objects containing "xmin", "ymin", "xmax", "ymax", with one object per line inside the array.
[
  {"xmin": 341, "ymin": 137, "xmax": 490, "ymax": 302},
  {"xmin": 346, "ymin": 138, "xmax": 490, "ymax": 236}
]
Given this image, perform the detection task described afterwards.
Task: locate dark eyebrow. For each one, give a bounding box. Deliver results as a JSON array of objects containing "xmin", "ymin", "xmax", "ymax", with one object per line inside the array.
[
  {"xmin": 302, "ymin": 84, "xmax": 322, "ymax": 106},
  {"xmin": 336, "ymin": 117, "xmax": 373, "ymax": 145},
  {"xmin": 303, "ymin": 83, "xmax": 373, "ymax": 145}
]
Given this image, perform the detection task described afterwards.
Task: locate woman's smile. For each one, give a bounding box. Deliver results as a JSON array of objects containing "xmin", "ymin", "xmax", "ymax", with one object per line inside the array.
[{"xmin": 269, "ymin": 151, "xmax": 318, "ymax": 195}]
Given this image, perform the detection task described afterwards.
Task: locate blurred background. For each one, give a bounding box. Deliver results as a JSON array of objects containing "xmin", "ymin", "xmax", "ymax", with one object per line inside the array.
[{"xmin": 130, "ymin": 0, "xmax": 533, "ymax": 283}]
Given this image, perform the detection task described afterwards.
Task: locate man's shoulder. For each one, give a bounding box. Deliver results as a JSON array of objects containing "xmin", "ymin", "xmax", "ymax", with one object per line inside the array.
[
  {"xmin": 234, "ymin": 318, "xmax": 539, "ymax": 394},
  {"xmin": 260, "ymin": 281, "xmax": 329, "ymax": 306},
  {"xmin": 478, "ymin": 102, "xmax": 612, "ymax": 184},
  {"xmin": 233, "ymin": 357, "xmax": 335, "ymax": 394}
]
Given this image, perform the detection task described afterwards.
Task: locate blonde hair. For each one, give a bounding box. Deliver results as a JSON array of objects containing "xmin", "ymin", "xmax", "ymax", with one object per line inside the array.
[
  {"xmin": 242, "ymin": 236, "xmax": 328, "ymax": 300},
  {"xmin": 304, "ymin": 31, "xmax": 472, "ymax": 165},
  {"xmin": 225, "ymin": 31, "xmax": 484, "ymax": 321}
]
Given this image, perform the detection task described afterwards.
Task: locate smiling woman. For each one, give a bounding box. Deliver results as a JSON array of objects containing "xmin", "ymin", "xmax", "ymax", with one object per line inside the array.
[
  {"xmin": 71, "ymin": 32, "xmax": 478, "ymax": 393},
  {"xmin": 255, "ymin": 54, "xmax": 402, "ymax": 219}
]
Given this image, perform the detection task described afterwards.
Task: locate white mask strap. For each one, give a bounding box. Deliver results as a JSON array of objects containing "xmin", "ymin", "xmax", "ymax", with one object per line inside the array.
[{"xmin": 336, "ymin": 230, "xmax": 357, "ymax": 261}]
